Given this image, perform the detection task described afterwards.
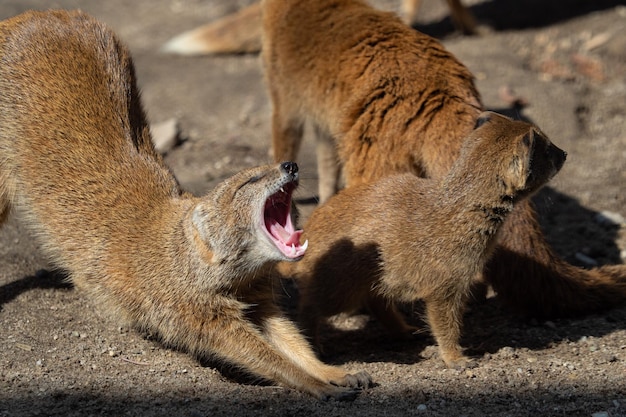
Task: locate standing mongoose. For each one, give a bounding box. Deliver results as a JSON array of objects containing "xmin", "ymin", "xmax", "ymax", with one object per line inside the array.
[
  {"xmin": 283, "ymin": 112, "xmax": 567, "ymax": 367},
  {"xmin": 161, "ymin": 0, "xmax": 476, "ymax": 56},
  {"xmin": 0, "ymin": 10, "xmax": 371, "ymax": 400},
  {"xmin": 262, "ymin": 0, "xmax": 626, "ymax": 318}
]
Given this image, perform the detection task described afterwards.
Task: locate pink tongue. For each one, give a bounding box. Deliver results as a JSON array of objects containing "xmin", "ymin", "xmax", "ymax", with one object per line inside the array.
[{"xmin": 269, "ymin": 222, "xmax": 302, "ymax": 245}]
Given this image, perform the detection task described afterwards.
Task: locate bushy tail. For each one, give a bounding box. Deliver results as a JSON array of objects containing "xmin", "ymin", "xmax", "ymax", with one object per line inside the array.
[
  {"xmin": 486, "ymin": 199, "xmax": 626, "ymax": 317},
  {"xmin": 161, "ymin": 2, "xmax": 262, "ymax": 56}
]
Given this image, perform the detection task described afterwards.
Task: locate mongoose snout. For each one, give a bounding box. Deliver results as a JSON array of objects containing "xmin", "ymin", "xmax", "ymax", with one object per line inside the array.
[{"xmin": 280, "ymin": 161, "xmax": 299, "ymax": 177}]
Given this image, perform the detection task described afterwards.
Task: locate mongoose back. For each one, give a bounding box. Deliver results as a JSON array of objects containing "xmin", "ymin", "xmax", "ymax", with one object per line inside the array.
[
  {"xmin": 0, "ymin": 10, "xmax": 371, "ymax": 400},
  {"xmin": 287, "ymin": 112, "xmax": 567, "ymax": 367},
  {"xmin": 162, "ymin": 0, "xmax": 476, "ymax": 56},
  {"xmin": 262, "ymin": 0, "xmax": 626, "ymax": 318}
]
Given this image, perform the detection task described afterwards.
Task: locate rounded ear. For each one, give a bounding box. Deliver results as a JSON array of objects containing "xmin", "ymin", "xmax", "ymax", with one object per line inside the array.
[
  {"xmin": 190, "ymin": 202, "xmax": 219, "ymax": 262},
  {"xmin": 191, "ymin": 203, "xmax": 209, "ymax": 238},
  {"xmin": 505, "ymin": 132, "xmax": 534, "ymax": 193}
]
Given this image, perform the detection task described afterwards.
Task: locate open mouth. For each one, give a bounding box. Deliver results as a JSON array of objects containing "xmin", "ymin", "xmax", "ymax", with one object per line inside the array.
[{"xmin": 262, "ymin": 181, "xmax": 308, "ymax": 259}]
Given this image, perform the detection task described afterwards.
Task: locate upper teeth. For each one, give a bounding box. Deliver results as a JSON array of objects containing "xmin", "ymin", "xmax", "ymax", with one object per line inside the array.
[{"xmin": 288, "ymin": 240, "xmax": 308, "ymax": 257}]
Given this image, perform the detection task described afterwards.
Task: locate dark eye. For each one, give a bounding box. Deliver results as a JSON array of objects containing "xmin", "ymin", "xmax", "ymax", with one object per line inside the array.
[
  {"xmin": 246, "ymin": 174, "xmax": 264, "ymax": 184},
  {"xmin": 236, "ymin": 173, "xmax": 266, "ymax": 194}
]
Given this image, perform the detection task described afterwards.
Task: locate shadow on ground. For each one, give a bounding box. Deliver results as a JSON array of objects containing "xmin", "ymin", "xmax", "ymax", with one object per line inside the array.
[{"xmin": 417, "ymin": 0, "xmax": 626, "ymax": 38}]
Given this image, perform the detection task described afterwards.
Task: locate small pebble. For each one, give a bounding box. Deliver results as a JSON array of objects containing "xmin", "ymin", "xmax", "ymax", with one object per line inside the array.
[{"xmin": 151, "ymin": 118, "xmax": 181, "ymax": 154}]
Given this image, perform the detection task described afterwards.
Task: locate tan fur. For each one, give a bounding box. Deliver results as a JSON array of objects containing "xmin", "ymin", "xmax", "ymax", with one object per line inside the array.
[
  {"xmin": 263, "ymin": 0, "xmax": 626, "ymax": 318},
  {"xmin": 284, "ymin": 112, "xmax": 566, "ymax": 367},
  {"xmin": 162, "ymin": 0, "xmax": 475, "ymax": 56},
  {"xmin": 0, "ymin": 10, "xmax": 371, "ymax": 400}
]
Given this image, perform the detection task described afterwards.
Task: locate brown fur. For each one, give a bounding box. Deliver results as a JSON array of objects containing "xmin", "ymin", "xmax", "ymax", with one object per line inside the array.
[
  {"xmin": 162, "ymin": 0, "xmax": 476, "ymax": 56},
  {"xmin": 285, "ymin": 112, "xmax": 566, "ymax": 367},
  {"xmin": 263, "ymin": 0, "xmax": 626, "ymax": 318},
  {"xmin": 0, "ymin": 10, "xmax": 371, "ymax": 400}
]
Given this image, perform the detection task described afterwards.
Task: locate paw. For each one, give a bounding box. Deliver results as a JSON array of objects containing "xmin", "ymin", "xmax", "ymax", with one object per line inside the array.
[
  {"xmin": 335, "ymin": 370, "xmax": 373, "ymax": 389},
  {"xmin": 322, "ymin": 365, "xmax": 373, "ymax": 389},
  {"xmin": 444, "ymin": 356, "xmax": 477, "ymax": 370}
]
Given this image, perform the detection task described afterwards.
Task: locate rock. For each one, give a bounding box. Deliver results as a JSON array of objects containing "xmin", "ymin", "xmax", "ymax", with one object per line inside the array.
[{"xmin": 151, "ymin": 118, "xmax": 181, "ymax": 154}]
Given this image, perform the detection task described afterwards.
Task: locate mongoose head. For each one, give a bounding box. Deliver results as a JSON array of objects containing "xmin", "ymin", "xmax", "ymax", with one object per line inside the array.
[
  {"xmin": 467, "ymin": 111, "xmax": 567, "ymax": 201},
  {"xmin": 191, "ymin": 162, "xmax": 308, "ymax": 270}
]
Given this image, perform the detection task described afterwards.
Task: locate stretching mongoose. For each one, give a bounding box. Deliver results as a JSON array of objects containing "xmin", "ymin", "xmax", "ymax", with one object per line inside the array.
[{"xmin": 0, "ymin": 10, "xmax": 371, "ymax": 400}]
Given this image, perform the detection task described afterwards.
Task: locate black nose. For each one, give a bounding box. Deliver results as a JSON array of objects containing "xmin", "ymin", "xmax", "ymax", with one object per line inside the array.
[
  {"xmin": 280, "ymin": 161, "xmax": 298, "ymax": 176},
  {"xmin": 551, "ymin": 147, "xmax": 567, "ymax": 171}
]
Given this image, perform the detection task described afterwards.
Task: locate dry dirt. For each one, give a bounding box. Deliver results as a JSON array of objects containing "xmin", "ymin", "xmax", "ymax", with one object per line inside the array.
[{"xmin": 1, "ymin": 0, "xmax": 626, "ymax": 416}]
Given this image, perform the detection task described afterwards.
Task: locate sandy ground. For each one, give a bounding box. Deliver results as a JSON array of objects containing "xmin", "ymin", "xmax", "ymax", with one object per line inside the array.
[{"xmin": 1, "ymin": 0, "xmax": 626, "ymax": 416}]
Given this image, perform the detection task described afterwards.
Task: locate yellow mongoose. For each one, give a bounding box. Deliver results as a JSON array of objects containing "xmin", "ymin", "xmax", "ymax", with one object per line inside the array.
[
  {"xmin": 262, "ymin": 0, "xmax": 626, "ymax": 319},
  {"xmin": 285, "ymin": 112, "xmax": 567, "ymax": 367},
  {"xmin": 161, "ymin": 0, "xmax": 476, "ymax": 56},
  {"xmin": 0, "ymin": 10, "xmax": 371, "ymax": 400}
]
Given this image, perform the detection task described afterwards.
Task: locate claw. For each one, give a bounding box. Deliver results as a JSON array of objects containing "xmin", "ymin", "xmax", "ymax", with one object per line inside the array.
[
  {"xmin": 341, "ymin": 371, "xmax": 373, "ymax": 388},
  {"xmin": 354, "ymin": 371, "xmax": 374, "ymax": 388}
]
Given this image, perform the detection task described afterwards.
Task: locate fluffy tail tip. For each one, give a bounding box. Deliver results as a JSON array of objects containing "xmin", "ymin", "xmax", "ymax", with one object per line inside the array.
[{"xmin": 161, "ymin": 31, "xmax": 208, "ymax": 56}]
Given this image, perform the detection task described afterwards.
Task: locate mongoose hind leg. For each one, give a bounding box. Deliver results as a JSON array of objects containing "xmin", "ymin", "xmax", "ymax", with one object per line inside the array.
[
  {"xmin": 445, "ymin": 0, "xmax": 478, "ymax": 35},
  {"xmin": 367, "ymin": 293, "xmax": 420, "ymax": 340}
]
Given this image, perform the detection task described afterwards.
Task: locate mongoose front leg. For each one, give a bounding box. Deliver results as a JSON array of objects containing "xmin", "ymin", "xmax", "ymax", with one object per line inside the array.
[
  {"xmin": 269, "ymin": 92, "xmax": 304, "ymax": 163},
  {"xmin": 262, "ymin": 315, "xmax": 373, "ymax": 389},
  {"xmin": 313, "ymin": 126, "xmax": 341, "ymax": 203},
  {"xmin": 424, "ymin": 293, "xmax": 474, "ymax": 369},
  {"xmin": 188, "ymin": 310, "xmax": 363, "ymax": 400}
]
